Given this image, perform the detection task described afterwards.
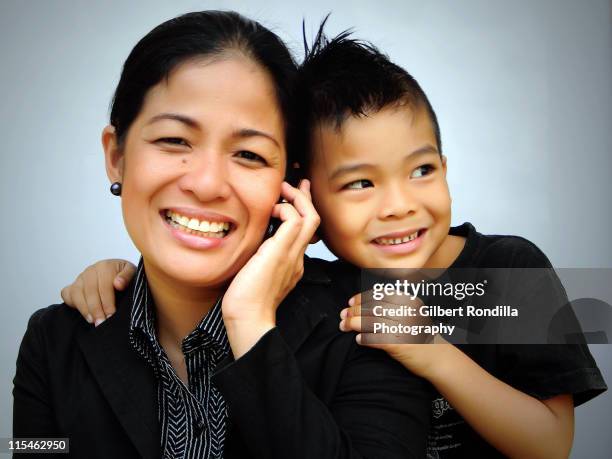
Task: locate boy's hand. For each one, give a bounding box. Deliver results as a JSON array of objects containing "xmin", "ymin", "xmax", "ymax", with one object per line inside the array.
[
  {"xmin": 61, "ymin": 259, "xmax": 136, "ymax": 327},
  {"xmin": 339, "ymin": 291, "xmax": 455, "ymax": 380},
  {"xmin": 222, "ymin": 180, "xmax": 320, "ymax": 358}
]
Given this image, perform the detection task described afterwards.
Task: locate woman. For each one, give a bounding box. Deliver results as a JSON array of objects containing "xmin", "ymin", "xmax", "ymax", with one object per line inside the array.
[{"xmin": 13, "ymin": 11, "xmax": 430, "ymax": 459}]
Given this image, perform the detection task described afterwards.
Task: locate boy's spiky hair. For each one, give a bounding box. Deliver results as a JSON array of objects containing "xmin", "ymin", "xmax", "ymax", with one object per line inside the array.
[{"xmin": 295, "ymin": 18, "xmax": 442, "ymax": 168}]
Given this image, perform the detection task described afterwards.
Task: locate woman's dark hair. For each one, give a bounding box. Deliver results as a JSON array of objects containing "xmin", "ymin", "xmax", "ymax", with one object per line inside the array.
[{"xmin": 110, "ymin": 10, "xmax": 298, "ymax": 162}]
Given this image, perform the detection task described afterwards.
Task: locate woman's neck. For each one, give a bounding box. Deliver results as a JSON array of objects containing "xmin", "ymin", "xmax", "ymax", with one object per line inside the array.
[{"xmin": 143, "ymin": 261, "xmax": 225, "ymax": 347}]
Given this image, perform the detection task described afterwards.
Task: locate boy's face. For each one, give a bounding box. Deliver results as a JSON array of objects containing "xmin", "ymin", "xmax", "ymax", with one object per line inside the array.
[{"xmin": 309, "ymin": 105, "xmax": 452, "ymax": 269}]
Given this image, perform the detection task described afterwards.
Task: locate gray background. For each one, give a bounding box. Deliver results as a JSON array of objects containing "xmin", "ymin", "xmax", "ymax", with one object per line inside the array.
[{"xmin": 1, "ymin": 0, "xmax": 610, "ymax": 457}]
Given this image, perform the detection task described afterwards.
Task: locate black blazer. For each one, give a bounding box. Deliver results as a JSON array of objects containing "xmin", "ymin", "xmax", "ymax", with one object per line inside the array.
[{"xmin": 13, "ymin": 257, "xmax": 430, "ymax": 458}]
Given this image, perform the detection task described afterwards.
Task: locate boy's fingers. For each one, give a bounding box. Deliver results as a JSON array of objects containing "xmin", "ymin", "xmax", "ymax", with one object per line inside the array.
[
  {"xmin": 70, "ymin": 280, "xmax": 93, "ymax": 324},
  {"xmin": 81, "ymin": 269, "xmax": 106, "ymax": 326},
  {"xmin": 114, "ymin": 260, "xmax": 136, "ymax": 290},
  {"xmin": 348, "ymin": 292, "xmax": 363, "ymax": 307},
  {"xmin": 60, "ymin": 285, "xmax": 73, "ymax": 307},
  {"xmin": 341, "ymin": 315, "xmax": 425, "ymax": 335},
  {"xmin": 96, "ymin": 266, "xmax": 117, "ymax": 318},
  {"xmin": 356, "ymin": 334, "xmax": 399, "ymax": 349}
]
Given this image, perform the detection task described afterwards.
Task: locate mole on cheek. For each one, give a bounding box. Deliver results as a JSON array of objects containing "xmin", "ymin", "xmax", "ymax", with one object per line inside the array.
[{"xmin": 182, "ymin": 158, "xmax": 187, "ymax": 164}]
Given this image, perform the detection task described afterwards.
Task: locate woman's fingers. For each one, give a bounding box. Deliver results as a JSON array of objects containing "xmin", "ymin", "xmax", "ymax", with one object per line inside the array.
[
  {"xmin": 279, "ymin": 180, "xmax": 320, "ymax": 250},
  {"xmin": 270, "ymin": 201, "xmax": 303, "ymax": 246},
  {"xmin": 267, "ymin": 180, "xmax": 319, "ymax": 254}
]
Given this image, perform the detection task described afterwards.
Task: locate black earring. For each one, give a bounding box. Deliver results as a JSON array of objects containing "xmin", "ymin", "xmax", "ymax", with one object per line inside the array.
[{"xmin": 110, "ymin": 182, "xmax": 122, "ymax": 196}]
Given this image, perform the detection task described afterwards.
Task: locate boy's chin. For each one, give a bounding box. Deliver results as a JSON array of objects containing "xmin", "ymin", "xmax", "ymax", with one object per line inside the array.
[{"xmin": 355, "ymin": 251, "xmax": 431, "ymax": 270}]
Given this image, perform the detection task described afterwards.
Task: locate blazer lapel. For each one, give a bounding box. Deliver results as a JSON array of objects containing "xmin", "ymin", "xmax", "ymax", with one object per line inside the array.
[{"xmin": 77, "ymin": 283, "xmax": 160, "ymax": 459}]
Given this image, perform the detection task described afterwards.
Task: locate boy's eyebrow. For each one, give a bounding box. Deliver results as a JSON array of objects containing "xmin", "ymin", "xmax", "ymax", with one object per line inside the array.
[
  {"xmin": 329, "ymin": 163, "xmax": 376, "ymax": 181},
  {"xmin": 409, "ymin": 144, "xmax": 439, "ymax": 157},
  {"xmin": 328, "ymin": 144, "xmax": 439, "ymax": 181}
]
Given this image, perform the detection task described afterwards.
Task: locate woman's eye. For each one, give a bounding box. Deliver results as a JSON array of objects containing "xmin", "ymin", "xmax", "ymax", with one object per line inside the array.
[
  {"xmin": 156, "ymin": 137, "xmax": 189, "ymax": 147},
  {"xmin": 343, "ymin": 179, "xmax": 373, "ymax": 190},
  {"xmin": 411, "ymin": 164, "xmax": 435, "ymax": 178},
  {"xmin": 235, "ymin": 150, "xmax": 267, "ymax": 165}
]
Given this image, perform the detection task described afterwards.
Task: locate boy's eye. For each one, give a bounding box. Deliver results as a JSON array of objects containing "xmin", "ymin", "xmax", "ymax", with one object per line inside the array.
[
  {"xmin": 156, "ymin": 137, "xmax": 189, "ymax": 147},
  {"xmin": 411, "ymin": 164, "xmax": 435, "ymax": 178},
  {"xmin": 235, "ymin": 150, "xmax": 268, "ymax": 165},
  {"xmin": 343, "ymin": 179, "xmax": 373, "ymax": 190}
]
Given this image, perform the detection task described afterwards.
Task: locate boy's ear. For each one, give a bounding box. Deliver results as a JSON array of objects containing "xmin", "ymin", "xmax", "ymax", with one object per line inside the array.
[
  {"xmin": 441, "ymin": 155, "xmax": 448, "ymax": 176},
  {"xmin": 101, "ymin": 125, "xmax": 124, "ymax": 183}
]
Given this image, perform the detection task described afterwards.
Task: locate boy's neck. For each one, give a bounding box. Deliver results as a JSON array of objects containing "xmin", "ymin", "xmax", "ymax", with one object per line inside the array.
[{"xmin": 422, "ymin": 234, "xmax": 466, "ymax": 269}]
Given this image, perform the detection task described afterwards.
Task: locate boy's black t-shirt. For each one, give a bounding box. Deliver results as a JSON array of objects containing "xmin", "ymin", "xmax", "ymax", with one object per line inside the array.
[
  {"xmin": 425, "ymin": 222, "xmax": 607, "ymax": 458},
  {"xmin": 323, "ymin": 222, "xmax": 607, "ymax": 459}
]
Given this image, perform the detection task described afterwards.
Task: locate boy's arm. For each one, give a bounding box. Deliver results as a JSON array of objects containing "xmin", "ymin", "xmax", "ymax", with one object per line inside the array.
[
  {"xmin": 340, "ymin": 298, "xmax": 574, "ymax": 459},
  {"xmin": 61, "ymin": 259, "xmax": 136, "ymax": 325},
  {"xmin": 426, "ymin": 343, "xmax": 574, "ymax": 459}
]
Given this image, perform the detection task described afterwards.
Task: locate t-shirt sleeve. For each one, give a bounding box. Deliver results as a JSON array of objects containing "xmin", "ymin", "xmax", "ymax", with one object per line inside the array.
[
  {"xmin": 491, "ymin": 238, "xmax": 607, "ymax": 406},
  {"xmin": 496, "ymin": 343, "xmax": 606, "ymax": 406}
]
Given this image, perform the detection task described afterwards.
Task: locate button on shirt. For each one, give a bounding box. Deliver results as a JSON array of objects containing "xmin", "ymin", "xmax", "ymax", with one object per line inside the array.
[{"xmin": 129, "ymin": 260, "xmax": 230, "ymax": 459}]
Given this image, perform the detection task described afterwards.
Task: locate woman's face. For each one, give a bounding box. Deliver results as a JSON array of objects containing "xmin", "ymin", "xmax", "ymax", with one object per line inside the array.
[{"xmin": 103, "ymin": 55, "xmax": 286, "ymax": 288}]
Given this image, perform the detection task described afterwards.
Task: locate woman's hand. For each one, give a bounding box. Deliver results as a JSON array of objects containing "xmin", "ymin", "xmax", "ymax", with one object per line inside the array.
[
  {"xmin": 222, "ymin": 179, "xmax": 320, "ymax": 358},
  {"xmin": 339, "ymin": 291, "xmax": 456, "ymax": 380},
  {"xmin": 61, "ymin": 259, "xmax": 137, "ymax": 326}
]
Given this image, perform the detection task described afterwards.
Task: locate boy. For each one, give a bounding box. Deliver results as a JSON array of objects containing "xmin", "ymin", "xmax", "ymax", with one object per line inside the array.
[
  {"xmin": 297, "ymin": 30, "xmax": 606, "ymax": 458},
  {"xmin": 61, "ymin": 28, "xmax": 606, "ymax": 458}
]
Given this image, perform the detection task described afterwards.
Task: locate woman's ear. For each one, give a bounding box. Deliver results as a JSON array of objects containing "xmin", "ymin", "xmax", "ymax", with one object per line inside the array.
[{"xmin": 101, "ymin": 125, "xmax": 124, "ymax": 183}]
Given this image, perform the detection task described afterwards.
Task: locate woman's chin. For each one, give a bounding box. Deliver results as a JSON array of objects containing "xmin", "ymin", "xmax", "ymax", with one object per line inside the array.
[{"xmin": 142, "ymin": 252, "xmax": 237, "ymax": 289}]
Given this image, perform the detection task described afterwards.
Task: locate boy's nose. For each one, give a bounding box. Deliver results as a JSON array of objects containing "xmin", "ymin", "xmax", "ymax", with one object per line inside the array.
[
  {"xmin": 177, "ymin": 151, "xmax": 232, "ymax": 202},
  {"xmin": 377, "ymin": 183, "xmax": 418, "ymax": 219}
]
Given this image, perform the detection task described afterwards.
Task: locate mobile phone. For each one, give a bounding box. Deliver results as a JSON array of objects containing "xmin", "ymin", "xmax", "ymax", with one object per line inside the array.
[{"xmin": 264, "ymin": 163, "xmax": 301, "ymax": 239}]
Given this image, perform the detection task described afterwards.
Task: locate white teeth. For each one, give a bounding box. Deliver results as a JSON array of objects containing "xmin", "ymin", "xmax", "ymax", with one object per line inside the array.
[
  {"xmin": 199, "ymin": 221, "xmax": 210, "ymax": 232},
  {"xmin": 376, "ymin": 231, "xmax": 420, "ymax": 246},
  {"xmin": 165, "ymin": 210, "xmax": 231, "ymax": 237},
  {"xmin": 187, "ymin": 218, "xmax": 200, "ymax": 230}
]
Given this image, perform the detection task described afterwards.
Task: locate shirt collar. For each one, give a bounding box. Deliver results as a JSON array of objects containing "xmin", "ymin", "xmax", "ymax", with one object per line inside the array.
[{"xmin": 129, "ymin": 258, "xmax": 229, "ymax": 356}]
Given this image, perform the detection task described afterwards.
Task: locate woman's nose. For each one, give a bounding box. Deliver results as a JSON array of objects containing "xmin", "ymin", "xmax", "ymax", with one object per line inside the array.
[
  {"xmin": 377, "ymin": 182, "xmax": 418, "ymax": 220},
  {"xmin": 177, "ymin": 151, "xmax": 232, "ymax": 202}
]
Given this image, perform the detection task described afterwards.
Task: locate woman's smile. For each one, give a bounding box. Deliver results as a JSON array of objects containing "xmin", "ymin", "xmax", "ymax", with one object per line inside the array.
[{"xmin": 161, "ymin": 208, "xmax": 235, "ymax": 249}]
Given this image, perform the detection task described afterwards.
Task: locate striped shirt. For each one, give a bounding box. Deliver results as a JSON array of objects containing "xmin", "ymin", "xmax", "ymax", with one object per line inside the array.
[{"xmin": 129, "ymin": 260, "xmax": 230, "ymax": 458}]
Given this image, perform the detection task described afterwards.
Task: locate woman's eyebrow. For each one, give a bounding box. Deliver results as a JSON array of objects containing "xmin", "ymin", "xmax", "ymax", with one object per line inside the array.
[
  {"xmin": 144, "ymin": 115, "xmax": 279, "ymax": 148},
  {"xmin": 232, "ymin": 128, "xmax": 280, "ymax": 148},
  {"xmin": 146, "ymin": 113, "xmax": 199, "ymax": 129}
]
